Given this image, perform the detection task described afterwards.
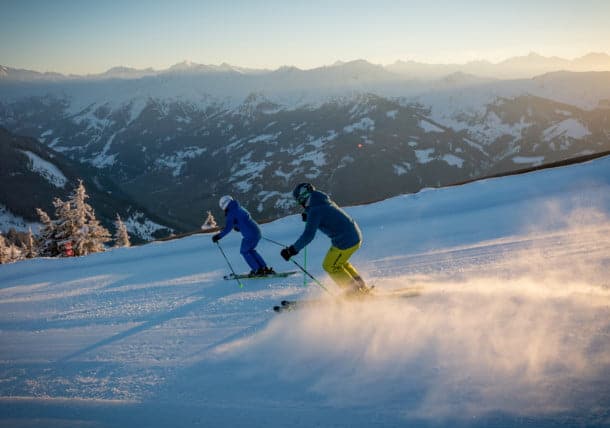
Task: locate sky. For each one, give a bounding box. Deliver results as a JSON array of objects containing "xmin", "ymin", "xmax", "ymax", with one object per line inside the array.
[{"xmin": 1, "ymin": 0, "xmax": 610, "ymax": 74}]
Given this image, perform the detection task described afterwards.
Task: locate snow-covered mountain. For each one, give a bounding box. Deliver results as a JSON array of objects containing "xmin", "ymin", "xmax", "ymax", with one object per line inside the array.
[
  {"xmin": 1, "ymin": 60, "xmax": 610, "ymax": 231},
  {"xmin": 387, "ymin": 52, "xmax": 610, "ymax": 79},
  {"xmin": 86, "ymin": 66, "xmax": 158, "ymax": 80},
  {"xmin": 3, "ymin": 52, "xmax": 610, "ymax": 82},
  {"xmin": 0, "ymin": 154, "xmax": 608, "ymax": 427},
  {"xmin": 0, "ymin": 127, "xmax": 174, "ymax": 241}
]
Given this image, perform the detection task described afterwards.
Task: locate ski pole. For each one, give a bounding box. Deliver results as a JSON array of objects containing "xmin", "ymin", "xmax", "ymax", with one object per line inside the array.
[
  {"xmin": 215, "ymin": 242, "xmax": 244, "ymax": 288},
  {"xmin": 262, "ymin": 236, "xmax": 286, "ymax": 247},
  {"xmin": 289, "ymin": 258, "xmax": 332, "ymax": 294},
  {"xmin": 303, "ymin": 247, "xmax": 307, "ymax": 287},
  {"xmin": 263, "ymin": 236, "xmax": 311, "ymax": 288}
]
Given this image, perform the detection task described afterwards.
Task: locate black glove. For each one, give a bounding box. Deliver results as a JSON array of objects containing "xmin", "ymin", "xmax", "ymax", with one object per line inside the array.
[
  {"xmin": 280, "ymin": 245, "xmax": 298, "ymax": 261},
  {"xmin": 301, "ymin": 212, "xmax": 307, "ymax": 222},
  {"xmin": 212, "ymin": 234, "xmax": 221, "ymax": 243}
]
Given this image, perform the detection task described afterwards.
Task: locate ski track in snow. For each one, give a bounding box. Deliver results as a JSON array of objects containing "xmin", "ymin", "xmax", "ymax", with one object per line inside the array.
[{"xmin": 0, "ymin": 157, "xmax": 610, "ymax": 427}]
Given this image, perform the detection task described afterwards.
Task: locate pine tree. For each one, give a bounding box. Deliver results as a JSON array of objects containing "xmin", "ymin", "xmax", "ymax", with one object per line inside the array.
[
  {"xmin": 201, "ymin": 210, "xmax": 217, "ymax": 231},
  {"xmin": 8, "ymin": 243, "xmax": 21, "ymax": 262},
  {"xmin": 0, "ymin": 234, "xmax": 7, "ymax": 264},
  {"xmin": 67, "ymin": 180, "xmax": 111, "ymax": 256},
  {"xmin": 53, "ymin": 197, "xmax": 76, "ymax": 253},
  {"xmin": 114, "ymin": 214, "xmax": 131, "ymax": 248},
  {"xmin": 36, "ymin": 208, "xmax": 60, "ymax": 257},
  {"xmin": 38, "ymin": 180, "xmax": 111, "ymax": 257},
  {"xmin": 0, "ymin": 233, "xmax": 22, "ymax": 263},
  {"xmin": 23, "ymin": 227, "xmax": 38, "ymax": 259},
  {"xmin": 6, "ymin": 228, "xmax": 21, "ymax": 245}
]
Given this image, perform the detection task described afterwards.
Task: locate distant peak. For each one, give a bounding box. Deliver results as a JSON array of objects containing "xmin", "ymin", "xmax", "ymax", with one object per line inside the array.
[
  {"xmin": 324, "ymin": 59, "xmax": 375, "ymax": 69},
  {"xmin": 168, "ymin": 60, "xmax": 209, "ymax": 72},
  {"xmin": 106, "ymin": 66, "xmax": 133, "ymax": 72},
  {"xmin": 276, "ymin": 65, "xmax": 300, "ymax": 72},
  {"xmin": 332, "ymin": 59, "xmax": 383, "ymax": 71},
  {"xmin": 578, "ymin": 52, "xmax": 610, "ymax": 60},
  {"xmin": 170, "ymin": 60, "xmax": 195, "ymax": 69},
  {"xmin": 166, "ymin": 61, "xmax": 240, "ymax": 74},
  {"xmin": 344, "ymin": 59, "xmax": 374, "ymax": 66},
  {"xmin": 92, "ymin": 66, "xmax": 157, "ymax": 79},
  {"xmin": 219, "ymin": 62, "xmax": 235, "ymax": 70}
]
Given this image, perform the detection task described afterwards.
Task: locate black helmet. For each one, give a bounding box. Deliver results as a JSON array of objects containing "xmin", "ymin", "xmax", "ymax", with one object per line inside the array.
[{"xmin": 293, "ymin": 183, "xmax": 314, "ymax": 205}]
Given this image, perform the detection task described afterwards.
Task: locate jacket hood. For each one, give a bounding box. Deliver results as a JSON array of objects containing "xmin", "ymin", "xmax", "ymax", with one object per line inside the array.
[{"xmin": 307, "ymin": 190, "xmax": 330, "ymax": 208}]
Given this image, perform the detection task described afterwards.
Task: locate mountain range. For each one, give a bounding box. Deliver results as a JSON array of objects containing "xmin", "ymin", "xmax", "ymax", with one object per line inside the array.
[
  {"xmin": 1, "ymin": 53, "xmax": 610, "ymax": 237},
  {"xmin": 387, "ymin": 52, "xmax": 610, "ymax": 79},
  {"xmin": 2, "ymin": 52, "xmax": 610, "ymax": 81}
]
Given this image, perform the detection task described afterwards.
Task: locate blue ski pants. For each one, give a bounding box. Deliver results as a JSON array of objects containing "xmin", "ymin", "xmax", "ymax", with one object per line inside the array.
[{"xmin": 240, "ymin": 235, "xmax": 267, "ymax": 271}]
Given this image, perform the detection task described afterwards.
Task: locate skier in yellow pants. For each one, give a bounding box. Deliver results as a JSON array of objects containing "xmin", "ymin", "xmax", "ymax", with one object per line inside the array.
[
  {"xmin": 280, "ymin": 183, "xmax": 368, "ymax": 295},
  {"xmin": 322, "ymin": 243, "xmax": 362, "ymax": 289}
]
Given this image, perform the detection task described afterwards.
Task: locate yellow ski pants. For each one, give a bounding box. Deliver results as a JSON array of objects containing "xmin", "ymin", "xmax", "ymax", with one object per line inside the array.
[{"xmin": 322, "ymin": 242, "xmax": 361, "ymax": 288}]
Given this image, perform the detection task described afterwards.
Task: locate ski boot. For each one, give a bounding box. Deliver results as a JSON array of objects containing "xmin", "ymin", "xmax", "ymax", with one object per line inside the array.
[
  {"xmin": 344, "ymin": 276, "xmax": 372, "ymax": 299},
  {"xmin": 253, "ymin": 267, "xmax": 275, "ymax": 277}
]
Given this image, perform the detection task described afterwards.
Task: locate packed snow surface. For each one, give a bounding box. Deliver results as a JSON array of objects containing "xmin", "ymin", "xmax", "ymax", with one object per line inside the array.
[{"xmin": 1, "ymin": 156, "xmax": 609, "ymax": 427}]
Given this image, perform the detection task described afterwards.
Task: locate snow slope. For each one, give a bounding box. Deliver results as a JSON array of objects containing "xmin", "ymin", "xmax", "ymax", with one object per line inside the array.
[
  {"xmin": 1, "ymin": 157, "xmax": 609, "ymax": 427},
  {"xmin": 21, "ymin": 150, "xmax": 68, "ymax": 188}
]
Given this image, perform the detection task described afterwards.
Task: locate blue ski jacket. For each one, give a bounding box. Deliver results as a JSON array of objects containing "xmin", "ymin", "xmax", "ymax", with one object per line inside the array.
[
  {"xmin": 292, "ymin": 190, "xmax": 362, "ymax": 252},
  {"xmin": 217, "ymin": 200, "xmax": 261, "ymax": 241}
]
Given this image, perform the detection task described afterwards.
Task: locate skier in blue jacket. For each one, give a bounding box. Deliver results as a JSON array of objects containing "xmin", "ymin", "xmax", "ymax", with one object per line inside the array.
[
  {"xmin": 280, "ymin": 183, "xmax": 369, "ymax": 295},
  {"xmin": 213, "ymin": 195, "xmax": 274, "ymax": 277}
]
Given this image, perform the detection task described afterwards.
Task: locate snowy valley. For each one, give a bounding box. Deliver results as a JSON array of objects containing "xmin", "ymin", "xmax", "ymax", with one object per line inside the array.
[{"xmin": 1, "ymin": 59, "xmax": 610, "ymax": 235}]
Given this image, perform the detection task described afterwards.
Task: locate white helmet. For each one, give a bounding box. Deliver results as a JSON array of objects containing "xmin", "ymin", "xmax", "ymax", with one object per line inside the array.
[{"xmin": 219, "ymin": 195, "xmax": 233, "ymax": 210}]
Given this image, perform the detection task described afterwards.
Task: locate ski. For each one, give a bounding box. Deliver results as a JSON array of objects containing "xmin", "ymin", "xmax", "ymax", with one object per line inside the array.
[
  {"xmin": 373, "ymin": 285, "xmax": 423, "ymax": 299},
  {"xmin": 273, "ymin": 299, "xmax": 318, "ymax": 313},
  {"xmin": 224, "ymin": 271, "xmax": 299, "ymax": 280},
  {"xmin": 272, "ymin": 286, "xmax": 423, "ymax": 313},
  {"xmin": 273, "ymin": 300, "xmax": 294, "ymax": 313}
]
